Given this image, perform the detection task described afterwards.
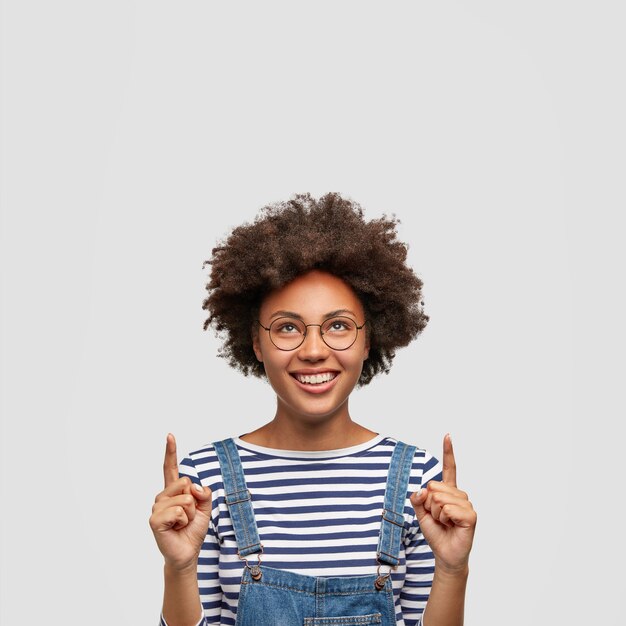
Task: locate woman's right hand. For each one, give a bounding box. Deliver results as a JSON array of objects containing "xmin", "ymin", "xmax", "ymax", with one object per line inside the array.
[{"xmin": 149, "ymin": 433, "xmax": 213, "ymax": 572}]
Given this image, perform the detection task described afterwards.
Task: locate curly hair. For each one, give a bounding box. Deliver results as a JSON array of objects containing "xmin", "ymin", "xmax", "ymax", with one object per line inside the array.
[{"xmin": 202, "ymin": 192, "xmax": 428, "ymax": 386}]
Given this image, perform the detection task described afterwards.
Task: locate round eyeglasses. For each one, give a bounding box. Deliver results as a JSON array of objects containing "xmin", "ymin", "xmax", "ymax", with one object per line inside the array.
[{"xmin": 257, "ymin": 316, "xmax": 367, "ymax": 351}]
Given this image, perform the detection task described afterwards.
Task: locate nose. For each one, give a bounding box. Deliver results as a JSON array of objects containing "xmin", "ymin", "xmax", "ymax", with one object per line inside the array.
[{"xmin": 297, "ymin": 325, "xmax": 329, "ymax": 361}]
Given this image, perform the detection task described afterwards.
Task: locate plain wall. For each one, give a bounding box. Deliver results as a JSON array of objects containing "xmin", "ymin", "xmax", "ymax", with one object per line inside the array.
[{"xmin": 1, "ymin": 1, "xmax": 624, "ymax": 624}]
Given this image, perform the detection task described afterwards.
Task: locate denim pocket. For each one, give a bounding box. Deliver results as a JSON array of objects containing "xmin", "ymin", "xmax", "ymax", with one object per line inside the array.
[{"xmin": 304, "ymin": 614, "xmax": 382, "ymax": 625}]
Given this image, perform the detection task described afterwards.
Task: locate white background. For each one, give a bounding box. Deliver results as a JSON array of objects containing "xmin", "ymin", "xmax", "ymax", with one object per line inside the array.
[{"xmin": 1, "ymin": 1, "xmax": 624, "ymax": 625}]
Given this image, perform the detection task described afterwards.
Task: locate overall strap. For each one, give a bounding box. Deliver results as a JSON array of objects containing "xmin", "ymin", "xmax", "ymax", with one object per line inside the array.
[
  {"xmin": 213, "ymin": 438, "xmax": 263, "ymax": 557},
  {"xmin": 376, "ymin": 440, "xmax": 417, "ymax": 568}
]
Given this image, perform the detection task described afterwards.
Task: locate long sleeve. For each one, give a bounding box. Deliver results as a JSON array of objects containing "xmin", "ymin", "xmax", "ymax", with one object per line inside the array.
[
  {"xmin": 157, "ymin": 436, "xmax": 441, "ymax": 625},
  {"xmin": 158, "ymin": 455, "xmax": 222, "ymax": 626},
  {"xmin": 401, "ymin": 452, "xmax": 443, "ymax": 626}
]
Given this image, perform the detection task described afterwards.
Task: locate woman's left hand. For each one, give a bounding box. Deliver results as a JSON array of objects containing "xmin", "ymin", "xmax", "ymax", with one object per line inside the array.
[{"xmin": 410, "ymin": 434, "xmax": 477, "ymax": 574}]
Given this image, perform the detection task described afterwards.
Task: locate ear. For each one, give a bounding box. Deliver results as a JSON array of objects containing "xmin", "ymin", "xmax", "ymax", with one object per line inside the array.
[{"xmin": 252, "ymin": 328, "xmax": 263, "ymax": 362}]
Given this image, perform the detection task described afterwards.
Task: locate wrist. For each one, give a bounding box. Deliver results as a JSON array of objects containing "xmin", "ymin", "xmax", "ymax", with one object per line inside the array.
[
  {"xmin": 164, "ymin": 559, "xmax": 198, "ymax": 578},
  {"xmin": 434, "ymin": 558, "xmax": 470, "ymax": 580}
]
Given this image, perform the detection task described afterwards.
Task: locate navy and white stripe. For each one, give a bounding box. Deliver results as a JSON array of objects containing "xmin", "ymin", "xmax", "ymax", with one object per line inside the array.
[{"xmin": 160, "ymin": 435, "xmax": 441, "ymax": 626}]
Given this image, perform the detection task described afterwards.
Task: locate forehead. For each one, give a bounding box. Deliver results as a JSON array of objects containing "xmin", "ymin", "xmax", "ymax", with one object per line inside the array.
[{"xmin": 259, "ymin": 270, "xmax": 364, "ymax": 319}]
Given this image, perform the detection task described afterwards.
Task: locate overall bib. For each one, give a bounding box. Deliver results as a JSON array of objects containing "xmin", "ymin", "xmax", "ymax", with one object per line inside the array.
[{"xmin": 213, "ymin": 438, "xmax": 417, "ymax": 626}]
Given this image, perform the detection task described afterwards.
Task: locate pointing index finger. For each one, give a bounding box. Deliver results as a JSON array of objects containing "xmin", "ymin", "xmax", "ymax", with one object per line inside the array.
[
  {"xmin": 163, "ymin": 433, "xmax": 180, "ymax": 488},
  {"xmin": 442, "ymin": 433, "xmax": 457, "ymax": 487}
]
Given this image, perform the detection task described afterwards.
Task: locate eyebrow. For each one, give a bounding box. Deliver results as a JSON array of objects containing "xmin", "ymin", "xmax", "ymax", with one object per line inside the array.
[{"xmin": 269, "ymin": 309, "xmax": 358, "ymax": 320}]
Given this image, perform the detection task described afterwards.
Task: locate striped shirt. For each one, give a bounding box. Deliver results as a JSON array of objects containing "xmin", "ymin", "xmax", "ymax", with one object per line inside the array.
[{"xmin": 160, "ymin": 434, "xmax": 442, "ymax": 626}]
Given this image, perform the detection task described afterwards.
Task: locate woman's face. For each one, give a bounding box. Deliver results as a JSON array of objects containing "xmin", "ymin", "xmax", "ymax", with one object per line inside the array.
[{"xmin": 252, "ymin": 270, "xmax": 369, "ymax": 425}]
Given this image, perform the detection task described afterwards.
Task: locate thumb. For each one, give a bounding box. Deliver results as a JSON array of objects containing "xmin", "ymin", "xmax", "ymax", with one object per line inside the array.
[
  {"xmin": 410, "ymin": 489, "xmax": 428, "ymax": 523},
  {"xmin": 192, "ymin": 484, "xmax": 213, "ymax": 515}
]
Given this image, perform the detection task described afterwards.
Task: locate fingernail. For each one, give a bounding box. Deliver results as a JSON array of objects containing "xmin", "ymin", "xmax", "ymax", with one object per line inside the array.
[
  {"xmin": 194, "ymin": 483, "xmax": 203, "ymax": 493},
  {"xmin": 414, "ymin": 489, "xmax": 422, "ymax": 498}
]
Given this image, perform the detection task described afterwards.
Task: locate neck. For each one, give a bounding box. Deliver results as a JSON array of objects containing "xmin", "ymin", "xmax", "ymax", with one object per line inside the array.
[{"xmin": 241, "ymin": 403, "xmax": 377, "ymax": 451}]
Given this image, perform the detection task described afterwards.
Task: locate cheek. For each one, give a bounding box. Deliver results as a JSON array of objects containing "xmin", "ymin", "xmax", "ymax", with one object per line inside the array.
[
  {"xmin": 260, "ymin": 352, "xmax": 291, "ymax": 376},
  {"xmin": 342, "ymin": 352, "xmax": 367, "ymax": 375}
]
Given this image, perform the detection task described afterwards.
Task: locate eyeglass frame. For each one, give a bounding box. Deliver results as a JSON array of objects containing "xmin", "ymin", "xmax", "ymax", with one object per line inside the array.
[{"xmin": 256, "ymin": 316, "xmax": 368, "ymax": 352}]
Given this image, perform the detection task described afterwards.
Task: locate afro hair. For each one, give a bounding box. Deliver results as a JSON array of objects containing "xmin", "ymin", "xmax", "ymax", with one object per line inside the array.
[{"xmin": 202, "ymin": 192, "xmax": 428, "ymax": 386}]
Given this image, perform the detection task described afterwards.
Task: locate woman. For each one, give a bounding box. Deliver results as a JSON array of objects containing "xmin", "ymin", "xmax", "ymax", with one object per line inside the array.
[{"xmin": 150, "ymin": 193, "xmax": 477, "ymax": 626}]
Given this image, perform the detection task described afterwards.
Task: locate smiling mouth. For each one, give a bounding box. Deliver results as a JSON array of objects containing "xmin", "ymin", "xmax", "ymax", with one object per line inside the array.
[{"xmin": 291, "ymin": 372, "xmax": 338, "ymax": 385}]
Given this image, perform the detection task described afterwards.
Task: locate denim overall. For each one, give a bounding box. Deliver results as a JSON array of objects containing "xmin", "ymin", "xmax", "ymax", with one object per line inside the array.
[{"xmin": 213, "ymin": 438, "xmax": 417, "ymax": 626}]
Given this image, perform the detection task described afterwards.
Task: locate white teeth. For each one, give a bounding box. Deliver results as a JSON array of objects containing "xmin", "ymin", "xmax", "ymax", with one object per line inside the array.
[{"xmin": 295, "ymin": 372, "xmax": 337, "ymax": 385}]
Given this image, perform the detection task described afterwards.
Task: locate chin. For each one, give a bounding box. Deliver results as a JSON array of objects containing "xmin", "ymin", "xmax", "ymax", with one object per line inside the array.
[{"xmin": 281, "ymin": 398, "xmax": 351, "ymax": 423}]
